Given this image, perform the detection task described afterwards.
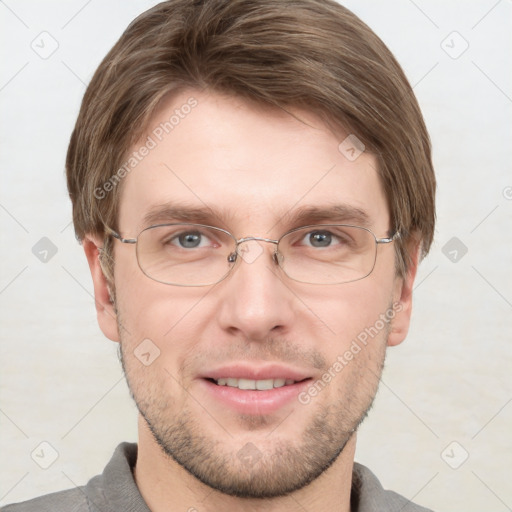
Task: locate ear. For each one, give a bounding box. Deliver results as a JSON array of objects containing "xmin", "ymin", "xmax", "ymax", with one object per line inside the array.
[
  {"xmin": 387, "ymin": 241, "xmax": 421, "ymax": 347},
  {"xmin": 83, "ymin": 235, "xmax": 120, "ymax": 342}
]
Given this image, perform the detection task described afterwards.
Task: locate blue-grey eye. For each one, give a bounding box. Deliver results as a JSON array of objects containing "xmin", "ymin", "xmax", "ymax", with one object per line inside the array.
[
  {"xmin": 308, "ymin": 231, "xmax": 332, "ymax": 247},
  {"xmin": 178, "ymin": 232, "xmax": 202, "ymax": 248}
]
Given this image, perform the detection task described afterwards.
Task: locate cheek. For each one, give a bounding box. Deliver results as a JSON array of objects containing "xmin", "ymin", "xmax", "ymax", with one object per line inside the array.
[
  {"xmin": 114, "ymin": 248, "xmax": 171, "ymax": 334},
  {"xmin": 115, "ymin": 284, "xmax": 210, "ymax": 411},
  {"xmin": 307, "ymin": 277, "xmax": 393, "ymax": 344},
  {"xmin": 114, "ymin": 260, "xmax": 214, "ymax": 367}
]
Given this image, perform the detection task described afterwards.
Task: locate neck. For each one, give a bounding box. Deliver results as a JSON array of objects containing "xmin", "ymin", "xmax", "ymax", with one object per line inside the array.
[{"xmin": 133, "ymin": 415, "xmax": 356, "ymax": 512}]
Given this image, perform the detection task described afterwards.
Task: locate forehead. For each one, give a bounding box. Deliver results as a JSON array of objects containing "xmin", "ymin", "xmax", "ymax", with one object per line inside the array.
[{"xmin": 117, "ymin": 89, "xmax": 389, "ymax": 235}]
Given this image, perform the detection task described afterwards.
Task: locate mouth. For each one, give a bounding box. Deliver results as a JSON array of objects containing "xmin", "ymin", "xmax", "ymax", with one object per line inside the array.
[
  {"xmin": 207, "ymin": 377, "xmax": 306, "ymax": 390},
  {"xmin": 198, "ymin": 365, "xmax": 313, "ymax": 415}
]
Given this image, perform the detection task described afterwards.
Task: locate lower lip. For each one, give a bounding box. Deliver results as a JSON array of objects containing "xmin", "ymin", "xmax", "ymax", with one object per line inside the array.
[{"xmin": 198, "ymin": 378, "xmax": 312, "ymax": 415}]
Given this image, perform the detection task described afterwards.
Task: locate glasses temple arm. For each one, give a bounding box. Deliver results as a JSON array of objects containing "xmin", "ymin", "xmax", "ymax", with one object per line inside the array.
[
  {"xmin": 376, "ymin": 231, "xmax": 401, "ymax": 244},
  {"xmin": 104, "ymin": 226, "xmax": 137, "ymax": 244}
]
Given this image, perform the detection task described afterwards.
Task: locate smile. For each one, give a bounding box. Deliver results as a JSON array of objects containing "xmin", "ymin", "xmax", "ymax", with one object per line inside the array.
[{"xmin": 213, "ymin": 378, "xmax": 297, "ymax": 390}]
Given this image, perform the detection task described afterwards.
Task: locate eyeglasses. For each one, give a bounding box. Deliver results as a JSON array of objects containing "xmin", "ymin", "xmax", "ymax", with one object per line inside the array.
[{"xmin": 105, "ymin": 223, "xmax": 400, "ymax": 287}]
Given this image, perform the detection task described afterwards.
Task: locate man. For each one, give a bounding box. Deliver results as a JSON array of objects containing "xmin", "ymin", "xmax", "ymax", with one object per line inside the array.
[{"xmin": 3, "ymin": 0, "xmax": 436, "ymax": 510}]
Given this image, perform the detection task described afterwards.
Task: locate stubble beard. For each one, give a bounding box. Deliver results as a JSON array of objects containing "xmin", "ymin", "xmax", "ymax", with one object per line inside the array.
[{"xmin": 117, "ymin": 317, "xmax": 387, "ymax": 498}]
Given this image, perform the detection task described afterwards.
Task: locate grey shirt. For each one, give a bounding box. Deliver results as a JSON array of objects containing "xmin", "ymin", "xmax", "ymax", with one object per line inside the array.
[{"xmin": 2, "ymin": 443, "xmax": 434, "ymax": 511}]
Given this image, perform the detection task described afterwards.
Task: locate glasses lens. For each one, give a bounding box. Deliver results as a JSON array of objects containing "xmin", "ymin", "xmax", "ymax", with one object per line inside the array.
[
  {"xmin": 136, "ymin": 224, "xmax": 236, "ymax": 286},
  {"xmin": 278, "ymin": 225, "xmax": 377, "ymax": 284}
]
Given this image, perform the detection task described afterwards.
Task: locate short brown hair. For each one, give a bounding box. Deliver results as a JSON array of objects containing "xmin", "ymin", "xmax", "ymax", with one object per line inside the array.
[{"xmin": 66, "ymin": 0, "xmax": 435, "ymax": 285}]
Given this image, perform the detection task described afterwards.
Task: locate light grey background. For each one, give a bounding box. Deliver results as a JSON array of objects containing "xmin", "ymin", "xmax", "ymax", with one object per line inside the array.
[{"xmin": 1, "ymin": 1, "xmax": 511, "ymax": 511}]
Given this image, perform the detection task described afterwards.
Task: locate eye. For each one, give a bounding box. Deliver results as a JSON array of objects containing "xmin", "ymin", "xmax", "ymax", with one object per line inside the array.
[
  {"xmin": 307, "ymin": 231, "xmax": 332, "ymax": 247},
  {"xmin": 169, "ymin": 230, "xmax": 212, "ymax": 249},
  {"xmin": 302, "ymin": 230, "xmax": 343, "ymax": 248}
]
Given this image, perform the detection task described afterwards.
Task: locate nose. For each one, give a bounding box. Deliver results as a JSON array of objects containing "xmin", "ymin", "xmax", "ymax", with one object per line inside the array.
[{"xmin": 216, "ymin": 239, "xmax": 296, "ymax": 341}]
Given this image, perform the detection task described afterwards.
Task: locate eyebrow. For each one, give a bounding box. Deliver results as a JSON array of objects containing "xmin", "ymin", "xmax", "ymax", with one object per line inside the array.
[
  {"xmin": 282, "ymin": 204, "xmax": 371, "ymax": 229},
  {"xmin": 140, "ymin": 202, "xmax": 372, "ymax": 233},
  {"xmin": 141, "ymin": 202, "xmax": 230, "ymax": 229}
]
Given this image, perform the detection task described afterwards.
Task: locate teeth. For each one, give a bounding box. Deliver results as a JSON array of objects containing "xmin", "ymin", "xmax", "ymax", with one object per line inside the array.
[
  {"xmin": 256, "ymin": 379, "xmax": 273, "ymax": 390},
  {"xmin": 238, "ymin": 378, "xmax": 256, "ymax": 390},
  {"xmin": 215, "ymin": 378, "xmax": 297, "ymax": 390},
  {"xmin": 273, "ymin": 378, "xmax": 286, "ymax": 388}
]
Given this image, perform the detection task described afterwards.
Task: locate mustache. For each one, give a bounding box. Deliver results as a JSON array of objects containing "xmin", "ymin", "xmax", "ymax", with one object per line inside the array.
[{"xmin": 182, "ymin": 337, "xmax": 328, "ymax": 372}]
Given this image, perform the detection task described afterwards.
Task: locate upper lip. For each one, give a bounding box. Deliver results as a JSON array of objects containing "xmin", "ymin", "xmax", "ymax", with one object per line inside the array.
[{"xmin": 201, "ymin": 364, "xmax": 312, "ymax": 382}]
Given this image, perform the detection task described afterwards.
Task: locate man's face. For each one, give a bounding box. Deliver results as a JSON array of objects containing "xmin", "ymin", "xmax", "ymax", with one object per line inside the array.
[{"xmin": 89, "ymin": 89, "xmax": 415, "ymax": 498}]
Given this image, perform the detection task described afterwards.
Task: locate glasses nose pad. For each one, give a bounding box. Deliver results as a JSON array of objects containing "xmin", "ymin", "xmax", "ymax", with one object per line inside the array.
[
  {"xmin": 227, "ymin": 251, "xmax": 238, "ymax": 264},
  {"xmin": 273, "ymin": 251, "xmax": 284, "ymax": 266}
]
